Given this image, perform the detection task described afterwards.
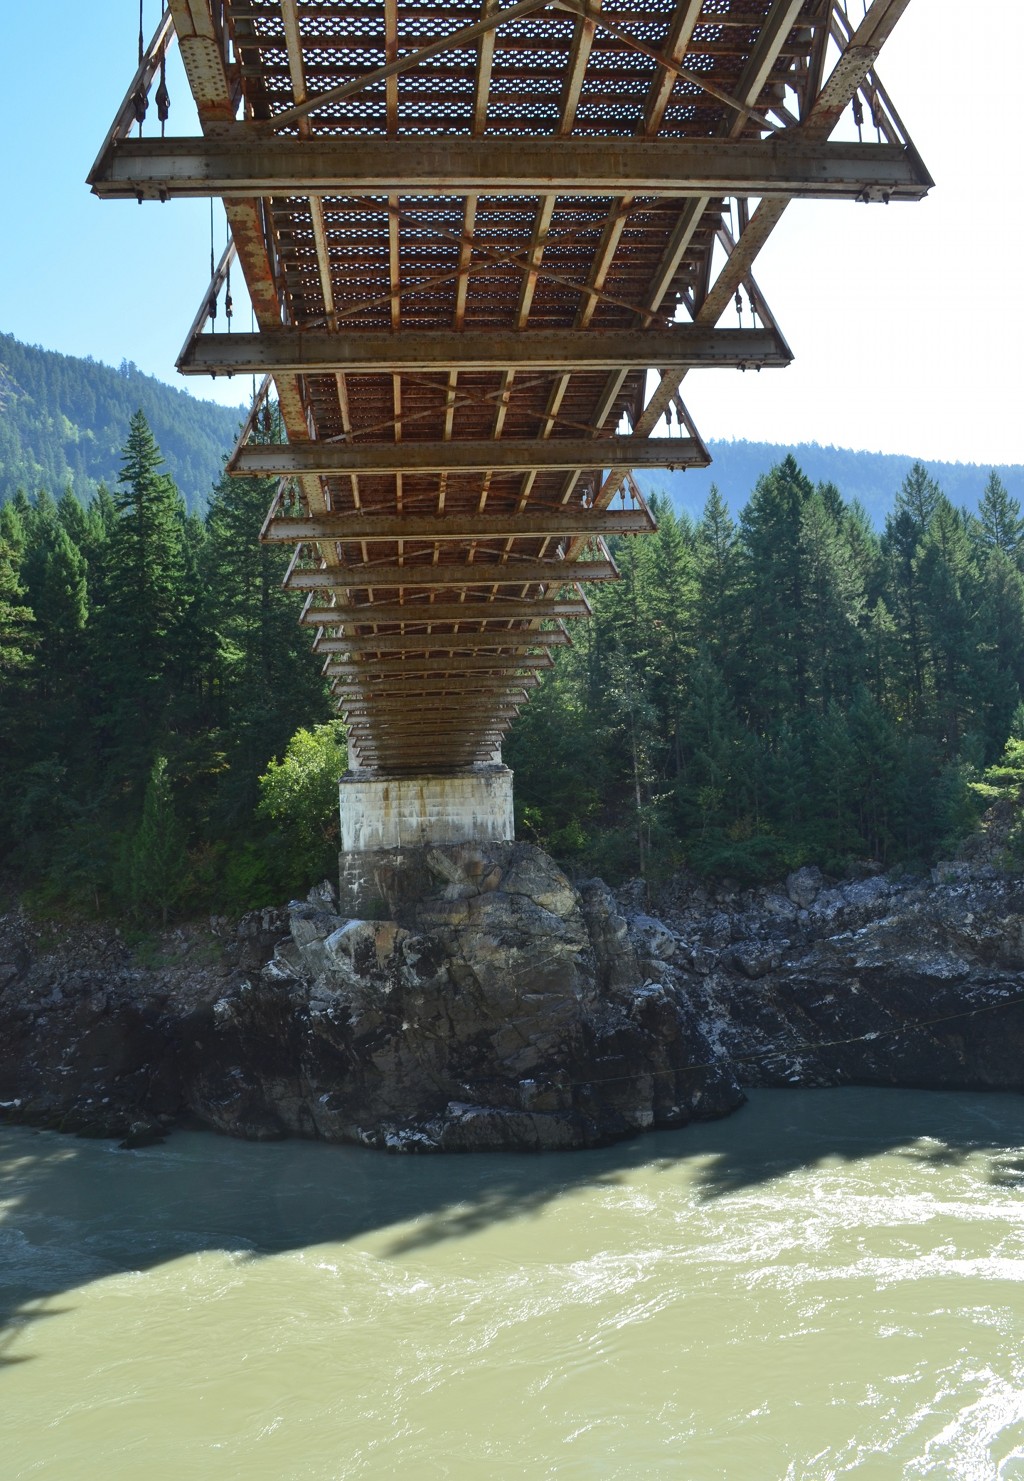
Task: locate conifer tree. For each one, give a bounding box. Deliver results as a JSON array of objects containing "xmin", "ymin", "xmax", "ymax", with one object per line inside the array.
[
  {"xmin": 0, "ymin": 534, "xmax": 34, "ymax": 684},
  {"xmin": 693, "ymin": 485, "xmax": 741, "ymax": 670},
  {"xmin": 0, "ymin": 534, "xmax": 36, "ymax": 846},
  {"xmin": 737, "ymin": 456, "xmax": 815, "ymax": 724},
  {"xmin": 123, "ymin": 755, "xmax": 188, "ymax": 925},
  {"xmin": 894, "ymin": 461, "xmax": 941, "ymax": 533},
  {"xmin": 975, "ymin": 471, "xmax": 1024, "ymax": 566},
  {"xmin": 201, "ymin": 466, "xmax": 330, "ymax": 822},
  {"xmin": 91, "ymin": 410, "xmax": 188, "ymax": 785},
  {"xmin": 917, "ymin": 496, "xmax": 983, "ymax": 751},
  {"xmin": 800, "ymin": 491, "xmax": 866, "ymax": 711}
]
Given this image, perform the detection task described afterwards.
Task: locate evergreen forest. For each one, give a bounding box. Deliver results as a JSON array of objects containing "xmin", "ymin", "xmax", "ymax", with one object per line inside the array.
[
  {"xmin": 2, "ymin": 409, "xmax": 1023, "ymax": 923},
  {"xmin": 0, "ymin": 331, "xmax": 244, "ymax": 513}
]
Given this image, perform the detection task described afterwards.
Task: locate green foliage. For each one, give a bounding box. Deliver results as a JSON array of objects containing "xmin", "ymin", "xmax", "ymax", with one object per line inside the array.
[
  {"xmin": 3, "ymin": 418, "xmax": 1021, "ymax": 914},
  {"xmin": 119, "ymin": 756, "xmax": 189, "ymax": 926},
  {"xmin": 256, "ymin": 722, "xmax": 348, "ymax": 893},
  {"xmin": 970, "ymin": 736, "xmax": 1024, "ymax": 859},
  {"xmin": 508, "ymin": 457, "xmax": 1020, "ymax": 883},
  {"xmin": 0, "ymin": 330, "xmax": 242, "ymax": 513}
]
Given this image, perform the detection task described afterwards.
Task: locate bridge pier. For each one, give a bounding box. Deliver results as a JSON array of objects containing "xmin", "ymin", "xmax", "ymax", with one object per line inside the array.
[{"xmin": 338, "ymin": 765, "xmax": 515, "ymax": 917}]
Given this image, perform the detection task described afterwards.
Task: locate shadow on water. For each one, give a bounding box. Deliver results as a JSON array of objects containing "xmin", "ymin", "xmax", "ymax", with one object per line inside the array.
[{"xmin": 3, "ymin": 1086, "xmax": 1024, "ymax": 1360}]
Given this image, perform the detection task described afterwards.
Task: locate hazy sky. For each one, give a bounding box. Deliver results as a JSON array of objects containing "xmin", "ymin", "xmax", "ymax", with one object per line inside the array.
[{"xmin": 1, "ymin": 2, "xmax": 1020, "ymax": 465}]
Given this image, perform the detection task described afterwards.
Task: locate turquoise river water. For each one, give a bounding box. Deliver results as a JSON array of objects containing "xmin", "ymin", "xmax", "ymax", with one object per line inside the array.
[{"xmin": 3, "ymin": 1088, "xmax": 1024, "ymax": 1479}]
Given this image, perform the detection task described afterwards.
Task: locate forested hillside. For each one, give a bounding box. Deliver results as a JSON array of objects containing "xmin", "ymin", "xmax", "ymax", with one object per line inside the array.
[
  {"xmin": 0, "ymin": 332, "xmax": 244, "ymax": 513},
  {"xmin": 639, "ymin": 442, "xmax": 1024, "ymax": 528},
  {"xmin": 3, "ymin": 411, "xmax": 1023, "ymax": 919},
  {"xmin": 0, "ymin": 412, "xmax": 336, "ymax": 917},
  {"xmin": 507, "ymin": 459, "xmax": 1024, "ymax": 882},
  {"xmin": 4, "ymin": 329, "xmax": 1021, "ymax": 529}
]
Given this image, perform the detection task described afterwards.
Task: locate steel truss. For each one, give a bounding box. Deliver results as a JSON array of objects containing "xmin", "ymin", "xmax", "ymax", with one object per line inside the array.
[{"xmin": 90, "ymin": 0, "xmax": 928, "ymax": 773}]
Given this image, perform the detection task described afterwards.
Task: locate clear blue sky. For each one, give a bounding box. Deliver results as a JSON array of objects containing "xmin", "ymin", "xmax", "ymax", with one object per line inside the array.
[{"xmin": 1, "ymin": 2, "xmax": 1020, "ymax": 465}]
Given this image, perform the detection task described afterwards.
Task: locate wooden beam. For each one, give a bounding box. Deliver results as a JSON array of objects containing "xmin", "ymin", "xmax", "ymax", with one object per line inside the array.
[
  {"xmin": 235, "ymin": 438, "xmax": 704, "ymax": 477},
  {"xmin": 287, "ymin": 560, "xmax": 617, "ymax": 589},
  {"xmin": 341, "ymin": 705, "xmax": 523, "ymax": 720},
  {"xmin": 264, "ymin": 508, "xmax": 654, "ymax": 544},
  {"xmin": 324, "ymin": 653, "xmax": 553, "ymax": 676},
  {"xmin": 314, "ymin": 630, "xmax": 569, "ymax": 653},
  {"xmin": 179, "ymin": 325, "xmax": 790, "ymax": 376},
  {"xmin": 348, "ymin": 722, "xmax": 505, "ymax": 736},
  {"xmin": 342, "ymin": 710, "xmax": 521, "ymax": 722},
  {"xmin": 347, "ymin": 717, "xmax": 509, "ymax": 732},
  {"xmin": 92, "ymin": 135, "xmax": 930, "ymax": 202},
  {"xmin": 299, "ymin": 597, "xmax": 591, "ymax": 624},
  {"xmin": 334, "ymin": 676, "xmax": 538, "ymax": 696}
]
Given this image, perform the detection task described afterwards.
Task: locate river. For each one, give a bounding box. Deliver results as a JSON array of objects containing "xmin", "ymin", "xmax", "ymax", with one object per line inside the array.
[{"xmin": 3, "ymin": 1089, "xmax": 1024, "ymax": 1479}]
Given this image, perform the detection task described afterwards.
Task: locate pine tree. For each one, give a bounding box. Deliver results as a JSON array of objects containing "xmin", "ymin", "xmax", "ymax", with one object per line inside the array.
[
  {"xmin": 56, "ymin": 486, "xmax": 90, "ymax": 549},
  {"xmin": 693, "ymin": 484, "xmax": 741, "ymax": 668},
  {"xmin": 34, "ymin": 525, "xmax": 89, "ymax": 701},
  {"xmin": 800, "ymin": 491, "xmax": 866, "ymax": 711},
  {"xmin": 91, "ymin": 411, "xmax": 188, "ymax": 785},
  {"xmin": 917, "ymin": 496, "xmax": 983, "ymax": 751},
  {"xmin": 975, "ymin": 471, "xmax": 1024, "ymax": 566},
  {"xmin": 675, "ymin": 647, "xmax": 746, "ymax": 839},
  {"xmin": 736, "ymin": 455, "xmax": 815, "ymax": 724},
  {"xmin": 0, "ymin": 534, "xmax": 34, "ymax": 684},
  {"xmin": 123, "ymin": 755, "xmax": 188, "ymax": 925},
  {"xmin": 0, "ymin": 534, "xmax": 37, "ymax": 848},
  {"xmin": 201, "ymin": 467, "xmax": 330, "ymax": 824},
  {"xmin": 845, "ymin": 687, "xmax": 903, "ymax": 861},
  {"xmin": 894, "ymin": 461, "xmax": 941, "ymax": 532},
  {"xmin": 977, "ymin": 548, "xmax": 1024, "ymax": 754}
]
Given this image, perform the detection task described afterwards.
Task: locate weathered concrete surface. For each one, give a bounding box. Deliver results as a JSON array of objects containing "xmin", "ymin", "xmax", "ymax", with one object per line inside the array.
[
  {"xmin": 1, "ymin": 849, "xmax": 1023, "ymax": 1154},
  {"xmin": 338, "ymin": 767, "xmax": 517, "ymax": 915},
  {"xmin": 338, "ymin": 766, "xmax": 514, "ymax": 851}
]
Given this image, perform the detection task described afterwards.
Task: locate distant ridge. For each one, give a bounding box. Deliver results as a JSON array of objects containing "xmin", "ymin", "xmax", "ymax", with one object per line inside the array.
[
  {"xmin": 0, "ymin": 331, "xmax": 245, "ymax": 513},
  {"xmin": 2, "ymin": 330, "xmax": 1019, "ymax": 527},
  {"xmin": 638, "ymin": 440, "xmax": 1024, "ymax": 526}
]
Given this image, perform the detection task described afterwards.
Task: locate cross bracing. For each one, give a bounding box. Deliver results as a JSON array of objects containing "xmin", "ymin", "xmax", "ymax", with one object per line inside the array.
[{"xmin": 90, "ymin": 0, "xmax": 928, "ymax": 776}]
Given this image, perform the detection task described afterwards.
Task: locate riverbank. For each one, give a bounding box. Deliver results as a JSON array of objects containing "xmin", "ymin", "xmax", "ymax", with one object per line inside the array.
[{"xmin": 1, "ymin": 846, "xmax": 1022, "ymax": 1151}]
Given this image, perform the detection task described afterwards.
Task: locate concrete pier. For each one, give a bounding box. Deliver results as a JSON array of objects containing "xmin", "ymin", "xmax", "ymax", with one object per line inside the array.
[{"xmin": 338, "ymin": 765, "xmax": 514, "ymax": 915}]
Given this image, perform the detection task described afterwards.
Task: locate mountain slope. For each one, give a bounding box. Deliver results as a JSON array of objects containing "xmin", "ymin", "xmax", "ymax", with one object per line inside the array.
[
  {"xmin": 0, "ymin": 331, "xmax": 245, "ymax": 513},
  {"xmin": 2, "ymin": 330, "xmax": 1020, "ymax": 524},
  {"xmin": 638, "ymin": 440, "xmax": 1024, "ymax": 526}
]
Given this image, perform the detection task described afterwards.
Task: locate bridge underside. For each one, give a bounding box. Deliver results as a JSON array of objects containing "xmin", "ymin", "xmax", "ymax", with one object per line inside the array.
[{"xmin": 91, "ymin": 0, "xmax": 927, "ymax": 851}]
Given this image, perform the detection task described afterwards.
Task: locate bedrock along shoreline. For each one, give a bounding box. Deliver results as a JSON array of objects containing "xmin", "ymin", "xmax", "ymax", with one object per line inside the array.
[{"xmin": 1, "ymin": 844, "xmax": 1022, "ymax": 1153}]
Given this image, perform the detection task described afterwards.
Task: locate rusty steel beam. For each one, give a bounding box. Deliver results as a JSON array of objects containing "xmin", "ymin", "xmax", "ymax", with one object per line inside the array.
[
  {"xmin": 91, "ymin": 135, "xmax": 930, "ymax": 202},
  {"xmin": 264, "ymin": 508, "xmax": 653, "ymax": 544},
  {"xmin": 179, "ymin": 325, "xmax": 790, "ymax": 375},
  {"xmin": 314, "ymin": 629, "xmax": 568, "ymax": 653},
  {"xmin": 287, "ymin": 560, "xmax": 617, "ymax": 589},
  {"xmin": 324, "ymin": 652, "xmax": 553, "ymax": 676},
  {"xmin": 333, "ymin": 675, "xmax": 539, "ymax": 696},
  {"xmin": 235, "ymin": 437, "xmax": 703, "ymax": 477},
  {"xmin": 299, "ymin": 597, "xmax": 591, "ymax": 625},
  {"xmin": 342, "ymin": 707, "xmax": 524, "ymax": 725},
  {"xmin": 350, "ymin": 724, "xmax": 507, "ymax": 740}
]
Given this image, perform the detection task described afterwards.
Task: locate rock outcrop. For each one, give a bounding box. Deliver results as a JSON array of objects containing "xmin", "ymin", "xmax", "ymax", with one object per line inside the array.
[
  {"xmin": 1, "ymin": 846, "xmax": 1022, "ymax": 1153},
  {"xmin": 0, "ymin": 844, "xmax": 741, "ymax": 1151},
  {"xmin": 645, "ymin": 863, "xmax": 1024, "ymax": 1093}
]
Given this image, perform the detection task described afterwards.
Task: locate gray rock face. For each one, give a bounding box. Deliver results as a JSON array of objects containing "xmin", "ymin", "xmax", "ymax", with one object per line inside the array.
[
  {"xmin": 0, "ymin": 845, "xmax": 741, "ymax": 1151},
  {"xmin": 2, "ymin": 852, "xmax": 1023, "ymax": 1153},
  {"xmin": 645, "ymin": 867, "xmax": 1024, "ymax": 1093}
]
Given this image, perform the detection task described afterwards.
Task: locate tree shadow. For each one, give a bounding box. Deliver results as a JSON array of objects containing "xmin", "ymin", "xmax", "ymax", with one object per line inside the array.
[
  {"xmin": 682, "ymin": 1086, "xmax": 1024, "ymax": 1201},
  {"xmin": 3, "ymin": 1086, "xmax": 1024, "ymax": 1364}
]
